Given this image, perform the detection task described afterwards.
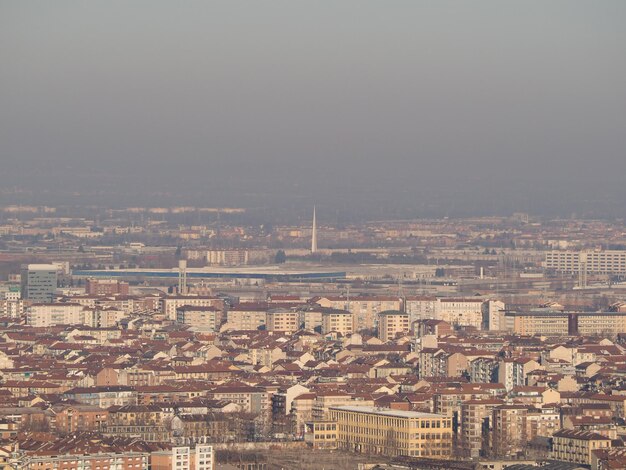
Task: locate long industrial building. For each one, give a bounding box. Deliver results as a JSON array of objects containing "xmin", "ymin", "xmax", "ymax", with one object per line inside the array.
[
  {"xmin": 544, "ymin": 250, "xmax": 626, "ymax": 274},
  {"xmin": 507, "ymin": 311, "xmax": 626, "ymax": 336},
  {"xmin": 72, "ymin": 268, "xmax": 346, "ymax": 282}
]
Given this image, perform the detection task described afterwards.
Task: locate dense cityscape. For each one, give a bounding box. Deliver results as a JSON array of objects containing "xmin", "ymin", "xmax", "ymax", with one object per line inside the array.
[
  {"xmin": 4, "ymin": 1, "xmax": 626, "ymax": 469},
  {"xmin": 0, "ymin": 205, "xmax": 624, "ymax": 469}
]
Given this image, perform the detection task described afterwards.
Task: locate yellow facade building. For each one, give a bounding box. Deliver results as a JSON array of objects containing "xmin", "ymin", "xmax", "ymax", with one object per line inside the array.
[{"xmin": 328, "ymin": 406, "xmax": 452, "ymax": 458}]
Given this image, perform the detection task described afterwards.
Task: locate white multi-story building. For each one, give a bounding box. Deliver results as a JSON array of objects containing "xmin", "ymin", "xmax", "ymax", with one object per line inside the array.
[
  {"xmin": 313, "ymin": 296, "xmax": 401, "ymax": 331},
  {"xmin": 404, "ymin": 296, "xmax": 438, "ymax": 324},
  {"xmin": 545, "ymin": 249, "xmax": 626, "ymax": 274},
  {"xmin": 437, "ymin": 298, "xmax": 485, "ymax": 329},
  {"xmin": 161, "ymin": 296, "xmax": 223, "ymax": 321},
  {"xmin": 206, "ymin": 250, "xmax": 249, "ymax": 266},
  {"xmin": 176, "ymin": 306, "xmax": 220, "ymax": 332},
  {"xmin": 169, "ymin": 445, "xmax": 214, "ymax": 470},
  {"xmin": 405, "ymin": 297, "xmax": 505, "ymax": 330},
  {"xmin": 27, "ymin": 303, "xmax": 83, "ymax": 327}
]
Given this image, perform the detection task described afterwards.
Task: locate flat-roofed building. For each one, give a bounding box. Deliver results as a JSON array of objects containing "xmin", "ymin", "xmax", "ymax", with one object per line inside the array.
[
  {"xmin": 313, "ymin": 296, "xmax": 401, "ymax": 331},
  {"xmin": 437, "ymin": 298, "xmax": 485, "ymax": 329},
  {"xmin": 26, "ymin": 303, "xmax": 83, "ymax": 327},
  {"xmin": 152, "ymin": 445, "xmax": 214, "ymax": 470},
  {"xmin": 492, "ymin": 404, "xmax": 528, "ymax": 456},
  {"xmin": 545, "ymin": 249, "xmax": 626, "ymax": 274},
  {"xmin": 404, "ymin": 296, "xmax": 437, "ymax": 324},
  {"xmin": 461, "ymin": 399, "xmax": 503, "ymax": 458},
  {"xmin": 85, "ymin": 278, "xmax": 129, "ymax": 296},
  {"xmin": 176, "ymin": 306, "xmax": 220, "ymax": 332},
  {"xmin": 510, "ymin": 312, "xmax": 570, "ymax": 336},
  {"xmin": 576, "ymin": 312, "xmax": 626, "ymax": 336},
  {"xmin": 304, "ymin": 420, "xmax": 338, "ymax": 449},
  {"xmin": 266, "ymin": 308, "xmax": 300, "ymax": 333},
  {"xmin": 161, "ymin": 296, "xmax": 224, "ymax": 321},
  {"xmin": 21, "ymin": 452, "xmax": 149, "ymax": 470},
  {"xmin": 378, "ymin": 310, "xmax": 410, "ymax": 341},
  {"xmin": 321, "ymin": 309, "xmax": 354, "ymax": 336},
  {"xmin": 224, "ymin": 303, "xmax": 268, "ymax": 331},
  {"xmin": 21, "ymin": 264, "xmax": 58, "ymax": 302},
  {"xmin": 508, "ymin": 311, "xmax": 626, "ymax": 336},
  {"xmin": 206, "ymin": 249, "xmax": 249, "ymax": 266},
  {"xmin": 328, "ymin": 405, "xmax": 452, "ymax": 459}
]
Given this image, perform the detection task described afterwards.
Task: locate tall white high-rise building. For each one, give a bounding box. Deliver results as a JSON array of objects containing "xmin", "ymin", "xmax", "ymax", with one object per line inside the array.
[{"xmin": 21, "ymin": 264, "xmax": 58, "ymax": 302}]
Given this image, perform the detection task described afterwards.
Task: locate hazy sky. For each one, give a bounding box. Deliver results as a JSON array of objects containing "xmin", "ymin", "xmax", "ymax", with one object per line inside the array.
[{"xmin": 1, "ymin": 1, "xmax": 625, "ymax": 216}]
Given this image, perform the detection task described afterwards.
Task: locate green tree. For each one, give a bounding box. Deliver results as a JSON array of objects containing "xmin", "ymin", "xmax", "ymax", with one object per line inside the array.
[{"xmin": 275, "ymin": 250, "xmax": 287, "ymax": 264}]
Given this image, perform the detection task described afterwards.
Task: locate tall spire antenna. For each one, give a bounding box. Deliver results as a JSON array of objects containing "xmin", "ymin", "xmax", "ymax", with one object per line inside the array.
[{"xmin": 311, "ymin": 206, "xmax": 318, "ymax": 254}]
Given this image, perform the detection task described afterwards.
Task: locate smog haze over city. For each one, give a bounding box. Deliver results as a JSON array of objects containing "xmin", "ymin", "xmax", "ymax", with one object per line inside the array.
[
  {"xmin": 5, "ymin": 4, "xmax": 626, "ymax": 470},
  {"xmin": 2, "ymin": 1, "xmax": 626, "ymax": 220}
]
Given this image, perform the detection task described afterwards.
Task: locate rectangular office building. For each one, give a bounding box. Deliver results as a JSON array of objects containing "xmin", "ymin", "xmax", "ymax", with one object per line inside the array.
[
  {"xmin": 21, "ymin": 264, "xmax": 58, "ymax": 302},
  {"xmin": 328, "ymin": 405, "xmax": 452, "ymax": 458}
]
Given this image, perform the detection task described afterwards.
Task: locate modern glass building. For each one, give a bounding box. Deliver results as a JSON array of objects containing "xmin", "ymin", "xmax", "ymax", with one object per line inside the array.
[{"xmin": 21, "ymin": 264, "xmax": 58, "ymax": 302}]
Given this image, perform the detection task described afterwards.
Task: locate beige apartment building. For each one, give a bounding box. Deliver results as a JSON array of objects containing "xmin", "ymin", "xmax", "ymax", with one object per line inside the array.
[
  {"xmin": 82, "ymin": 307, "xmax": 125, "ymax": 328},
  {"xmin": 404, "ymin": 296, "xmax": 438, "ymax": 324},
  {"xmin": 224, "ymin": 303, "xmax": 268, "ymax": 331},
  {"xmin": 328, "ymin": 406, "xmax": 453, "ymax": 458},
  {"xmin": 551, "ymin": 429, "xmax": 612, "ymax": 466},
  {"xmin": 492, "ymin": 404, "xmax": 528, "ymax": 456},
  {"xmin": 321, "ymin": 309, "xmax": 354, "ymax": 336},
  {"xmin": 152, "ymin": 445, "xmax": 214, "ymax": 470},
  {"xmin": 461, "ymin": 399, "xmax": 503, "ymax": 458},
  {"xmin": 161, "ymin": 296, "xmax": 224, "ymax": 321},
  {"xmin": 378, "ymin": 310, "xmax": 410, "ymax": 342},
  {"xmin": 576, "ymin": 312, "xmax": 626, "ymax": 336},
  {"xmin": 437, "ymin": 298, "xmax": 485, "ymax": 329},
  {"xmin": 510, "ymin": 311, "xmax": 626, "ymax": 337},
  {"xmin": 511, "ymin": 312, "xmax": 570, "ymax": 336},
  {"xmin": 176, "ymin": 306, "xmax": 220, "ymax": 332},
  {"xmin": 27, "ymin": 303, "xmax": 83, "ymax": 327},
  {"xmin": 206, "ymin": 249, "xmax": 249, "ymax": 266},
  {"xmin": 312, "ymin": 392, "xmax": 374, "ymax": 421},
  {"xmin": 266, "ymin": 309, "xmax": 300, "ymax": 333},
  {"xmin": 314, "ymin": 296, "xmax": 401, "ymax": 331}
]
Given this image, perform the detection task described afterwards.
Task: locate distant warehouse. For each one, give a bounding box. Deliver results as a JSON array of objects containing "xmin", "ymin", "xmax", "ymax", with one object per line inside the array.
[{"xmin": 72, "ymin": 268, "xmax": 346, "ymax": 282}]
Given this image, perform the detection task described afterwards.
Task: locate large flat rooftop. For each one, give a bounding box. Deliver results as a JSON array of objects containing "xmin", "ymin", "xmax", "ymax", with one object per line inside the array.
[
  {"xmin": 72, "ymin": 267, "xmax": 346, "ymax": 281},
  {"xmin": 329, "ymin": 405, "xmax": 444, "ymax": 419}
]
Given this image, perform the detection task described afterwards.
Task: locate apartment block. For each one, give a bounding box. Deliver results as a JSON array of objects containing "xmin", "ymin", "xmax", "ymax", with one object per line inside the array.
[
  {"xmin": 321, "ymin": 309, "xmax": 354, "ymax": 336},
  {"xmin": 206, "ymin": 249, "xmax": 249, "ymax": 266},
  {"xmin": 314, "ymin": 296, "xmax": 401, "ymax": 331},
  {"xmin": 176, "ymin": 306, "xmax": 220, "ymax": 332},
  {"xmin": 328, "ymin": 406, "xmax": 453, "ymax": 459},
  {"xmin": 27, "ymin": 303, "xmax": 83, "ymax": 327},
  {"xmin": 161, "ymin": 296, "xmax": 224, "ymax": 321},
  {"xmin": 378, "ymin": 310, "xmax": 410, "ymax": 341},
  {"xmin": 266, "ymin": 309, "xmax": 300, "ymax": 333},
  {"xmin": 461, "ymin": 399, "xmax": 503, "ymax": 458},
  {"xmin": 224, "ymin": 303, "xmax": 268, "ymax": 331},
  {"xmin": 545, "ymin": 249, "xmax": 626, "ymax": 274},
  {"xmin": 152, "ymin": 445, "xmax": 214, "ymax": 470},
  {"xmin": 85, "ymin": 278, "xmax": 129, "ymax": 296},
  {"xmin": 551, "ymin": 429, "xmax": 612, "ymax": 466},
  {"xmin": 511, "ymin": 312, "xmax": 571, "ymax": 336}
]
